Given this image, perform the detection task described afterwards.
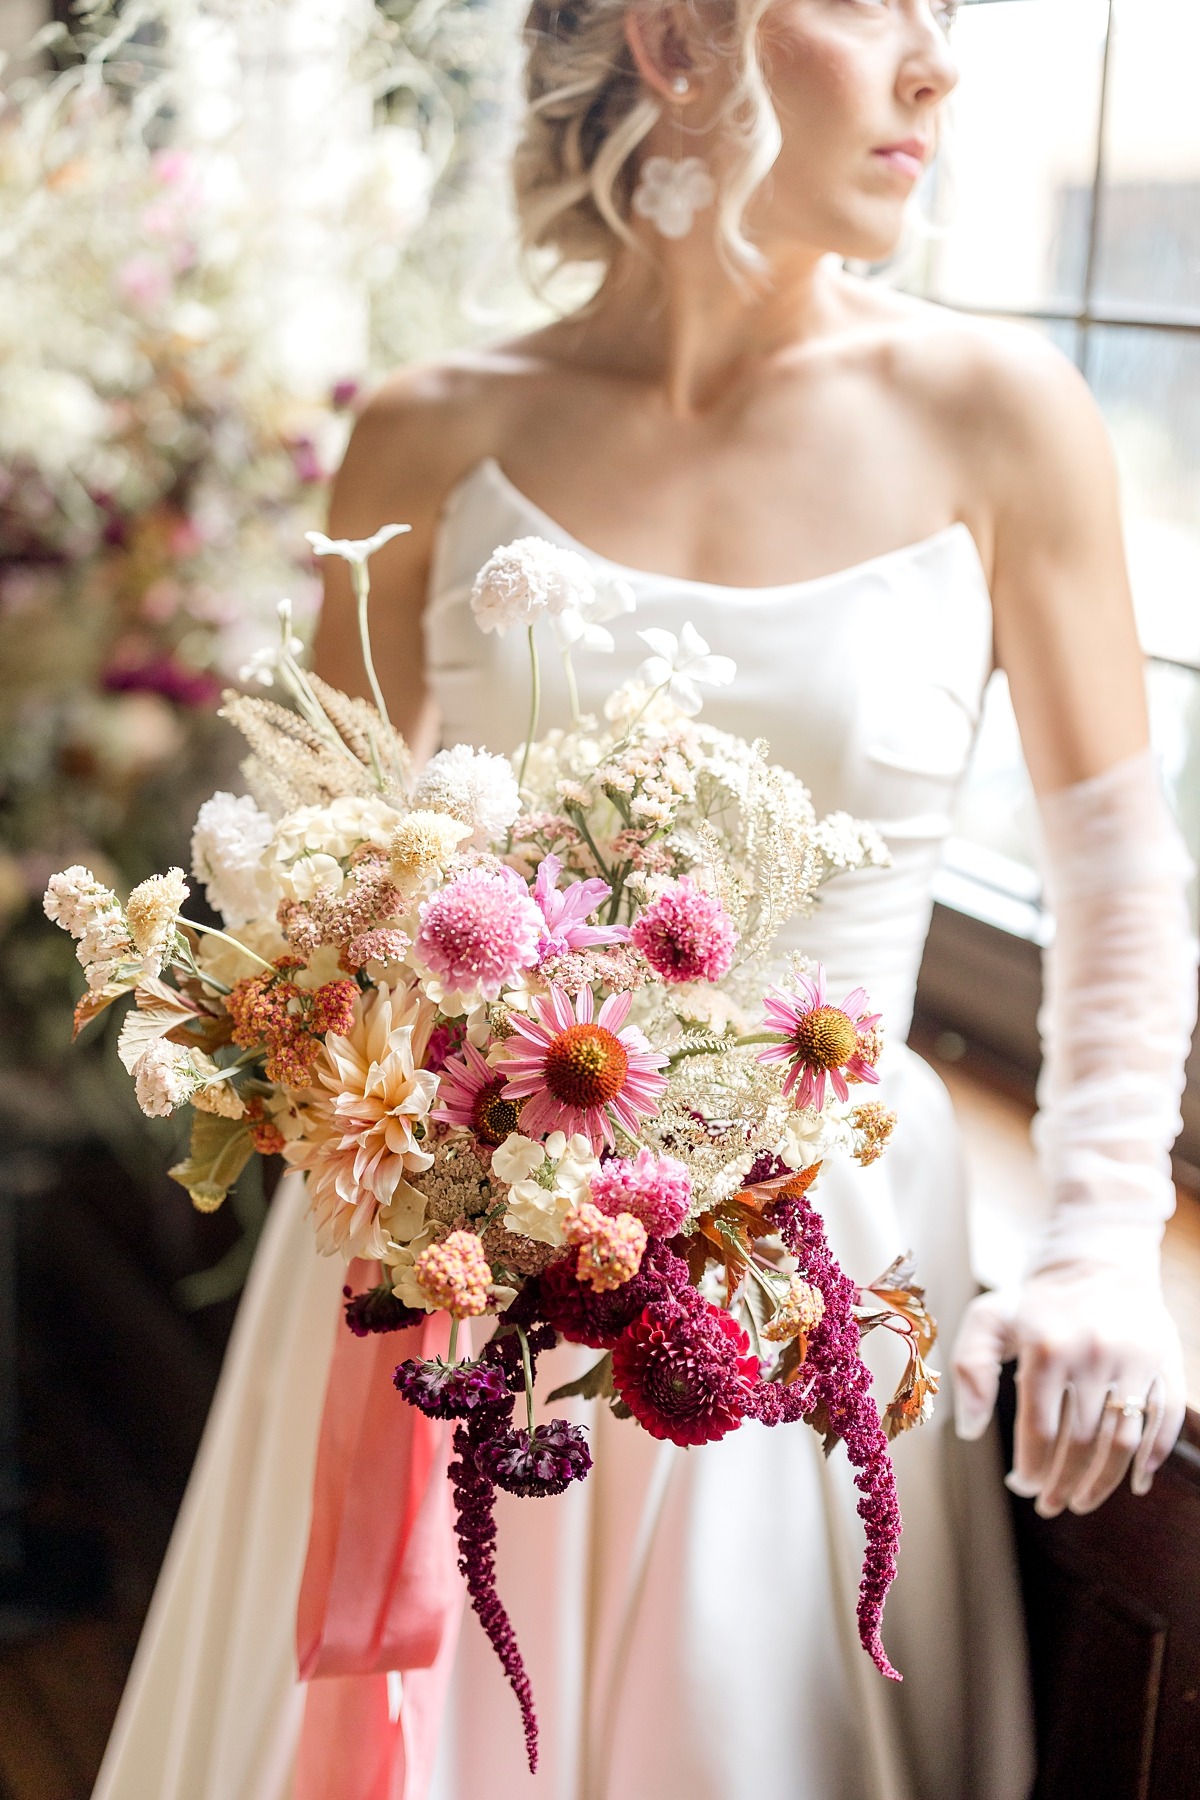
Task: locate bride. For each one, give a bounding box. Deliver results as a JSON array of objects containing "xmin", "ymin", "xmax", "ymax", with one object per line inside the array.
[{"xmin": 94, "ymin": 2, "xmax": 1195, "ymax": 1798}]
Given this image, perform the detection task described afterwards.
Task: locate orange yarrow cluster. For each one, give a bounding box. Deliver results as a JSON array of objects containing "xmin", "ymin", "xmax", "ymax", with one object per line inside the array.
[
  {"xmin": 563, "ymin": 1202, "xmax": 647, "ymax": 1293},
  {"xmin": 226, "ymin": 957, "xmax": 359, "ymax": 1086}
]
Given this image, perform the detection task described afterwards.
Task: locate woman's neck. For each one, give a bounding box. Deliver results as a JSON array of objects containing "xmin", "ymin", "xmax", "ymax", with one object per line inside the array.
[{"xmin": 562, "ymin": 235, "xmax": 846, "ymax": 418}]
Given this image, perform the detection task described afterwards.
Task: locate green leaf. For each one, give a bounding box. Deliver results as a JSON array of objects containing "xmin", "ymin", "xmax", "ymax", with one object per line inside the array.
[
  {"xmin": 169, "ymin": 1110, "xmax": 254, "ymax": 1212},
  {"xmin": 547, "ymin": 1353, "xmax": 614, "ymax": 1404}
]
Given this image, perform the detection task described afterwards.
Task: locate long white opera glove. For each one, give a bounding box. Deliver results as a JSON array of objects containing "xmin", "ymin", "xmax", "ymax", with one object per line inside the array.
[{"xmin": 953, "ymin": 750, "xmax": 1198, "ymax": 1516}]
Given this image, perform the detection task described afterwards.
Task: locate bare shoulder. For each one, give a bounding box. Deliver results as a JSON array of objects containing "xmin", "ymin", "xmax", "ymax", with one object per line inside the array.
[{"xmin": 327, "ymin": 339, "xmax": 554, "ymax": 538}]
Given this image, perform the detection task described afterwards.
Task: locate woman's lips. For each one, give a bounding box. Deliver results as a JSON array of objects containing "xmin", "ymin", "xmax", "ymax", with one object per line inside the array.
[{"xmin": 871, "ymin": 141, "xmax": 927, "ymax": 182}]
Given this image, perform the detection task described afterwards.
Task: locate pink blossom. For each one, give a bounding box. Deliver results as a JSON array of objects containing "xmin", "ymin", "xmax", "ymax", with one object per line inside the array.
[
  {"xmin": 588, "ymin": 1149, "xmax": 692, "ymax": 1236},
  {"xmin": 630, "ymin": 877, "xmax": 737, "ymax": 984},
  {"xmin": 498, "ymin": 984, "xmax": 668, "ymax": 1152},
  {"xmin": 433, "ymin": 1038, "xmax": 524, "ymax": 1147},
  {"xmin": 757, "ymin": 966, "xmax": 881, "ymax": 1109},
  {"xmin": 531, "ymin": 853, "xmax": 629, "ymax": 962},
  {"xmin": 415, "ymin": 865, "xmax": 543, "ymax": 1000}
]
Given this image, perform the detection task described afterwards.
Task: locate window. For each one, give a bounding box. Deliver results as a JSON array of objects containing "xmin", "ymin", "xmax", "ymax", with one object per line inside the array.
[{"xmin": 908, "ymin": 0, "xmax": 1200, "ymax": 943}]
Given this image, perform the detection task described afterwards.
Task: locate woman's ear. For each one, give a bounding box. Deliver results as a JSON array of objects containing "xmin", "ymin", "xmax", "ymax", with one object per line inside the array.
[{"xmin": 624, "ymin": 2, "xmax": 701, "ymax": 102}]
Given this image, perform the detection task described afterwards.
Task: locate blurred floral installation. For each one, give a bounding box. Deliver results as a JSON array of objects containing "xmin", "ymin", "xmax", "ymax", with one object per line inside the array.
[{"xmin": 0, "ymin": 0, "xmax": 530, "ymax": 1302}]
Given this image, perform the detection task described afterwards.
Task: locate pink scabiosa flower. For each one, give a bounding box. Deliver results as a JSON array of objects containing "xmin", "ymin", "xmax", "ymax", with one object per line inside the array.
[
  {"xmin": 433, "ymin": 1038, "xmax": 525, "ymax": 1147},
  {"xmin": 588, "ymin": 1148, "xmax": 692, "ymax": 1237},
  {"xmin": 531, "ymin": 853, "xmax": 630, "ymax": 962},
  {"xmin": 630, "ymin": 877, "xmax": 737, "ymax": 984},
  {"xmin": 757, "ymin": 967, "xmax": 881, "ymax": 1109},
  {"xmin": 498, "ymin": 983, "xmax": 668, "ymax": 1152},
  {"xmin": 415, "ymin": 865, "xmax": 543, "ymax": 1000}
]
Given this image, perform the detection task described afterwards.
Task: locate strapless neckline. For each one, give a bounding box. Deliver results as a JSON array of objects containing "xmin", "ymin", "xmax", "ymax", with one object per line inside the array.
[{"xmin": 455, "ymin": 455, "xmax": 988, "ymax": 603}]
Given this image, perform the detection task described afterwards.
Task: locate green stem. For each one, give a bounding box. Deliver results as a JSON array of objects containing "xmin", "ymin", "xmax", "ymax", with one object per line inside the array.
[
  {"xmin": 352, "ymin": 561, "xmax": 397, "ymax": 746},
  {"xmin": 182, "ymin": 921, "xmax": 275, "ymax": 975},
  {"xmin": 515, "ymin": 626, "xmax": 541, "ymax": 801},
  {"xmin": 565, "ymin": 803, "xmax": 613, "ymax": 885},
  {"xmin": 448, "ymin": 1317, "xmax": 460, "ymax": 1365},
  {"xmin": 561, "ymin": 646, "xmax": 582, "ymax": 727},
  {"xmin": 516, "ymin": 1323, "xmax": 536, "ymax": 1435}
]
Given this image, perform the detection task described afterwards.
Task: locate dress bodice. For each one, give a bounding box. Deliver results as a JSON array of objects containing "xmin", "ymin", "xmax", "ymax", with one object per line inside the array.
[{"xmin": 424, "ymin": 456, "xmax": 994, "ymax": 1039}]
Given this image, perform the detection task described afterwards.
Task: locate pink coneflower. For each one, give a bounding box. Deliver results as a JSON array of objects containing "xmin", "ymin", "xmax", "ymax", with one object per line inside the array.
[
  {"xmin": 434, "ymin": 1038, "xmax": 525, "ymax": 1147},
  {"xmin": 630, "ymin": 877, "xmax": 737, "ymax": 984},
  {"xmin": 498, "ymin": 984, "xmax": 668, "ymax": 1151},
  {"xmin": 415, "ymin": 865, "xmax": 543, "ymax": 1000},
  {"xmin": 531, "ymin": 854, "xmax": 629, "ymax": 962},
  {"xmin": 757, "ymin": 967, "xmax": 881, "ymax": 1109}
]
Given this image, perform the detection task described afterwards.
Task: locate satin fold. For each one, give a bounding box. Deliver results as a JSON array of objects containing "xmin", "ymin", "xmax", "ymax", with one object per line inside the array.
[{"xmin": 295, "ymin": 1264, "xmax": 464, "ymax": 1800}]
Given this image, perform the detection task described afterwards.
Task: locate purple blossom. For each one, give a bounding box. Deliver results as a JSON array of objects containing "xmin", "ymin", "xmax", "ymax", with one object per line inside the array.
[
  {"xmin": 102, "ymin": 653, "xmax": 221, "ymax": 709},
  {"xmin": 343, "ymin": 1283, "xmax": 425, "ymax": 1337},
  {"xmin": 393, "ymin": 1355, "xmax": 512, "ymax": 1418},
  {"xmin": 475, "ymin": 1420, "xmax": 593, "ymax": 1497},
  {"xmin": 532, "ymin": 853, "xmax": 630, "ymax": 962}
]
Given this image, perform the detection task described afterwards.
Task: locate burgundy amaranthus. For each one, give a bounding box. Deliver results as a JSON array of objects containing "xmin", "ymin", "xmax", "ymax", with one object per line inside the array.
[{"xmin": 755, "ymin": 1171, "xmax": 903, "ymax": 1682}]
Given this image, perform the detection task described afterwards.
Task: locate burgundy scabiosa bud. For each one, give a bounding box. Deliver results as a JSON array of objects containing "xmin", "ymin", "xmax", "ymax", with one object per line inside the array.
[
  {"xmin": 343, "ymin": 1283, "xmax": 425, "ymax": 1337},
  {"xmin": 475, "ymin": 1419, "xmax": 593, "ymax": 1497},
  {"xmin": 393, "ymin": 1355, "xmax": 512, "ymax": 1418}
]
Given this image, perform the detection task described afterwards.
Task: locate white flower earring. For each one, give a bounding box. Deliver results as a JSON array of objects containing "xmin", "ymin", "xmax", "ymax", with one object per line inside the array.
[{"xmin": 631, "ymin": 75, "xmax": 716, "ymax": 241}]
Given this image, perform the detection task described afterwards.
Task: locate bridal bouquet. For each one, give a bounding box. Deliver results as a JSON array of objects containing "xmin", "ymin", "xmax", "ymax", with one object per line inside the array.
[{"xmin": 43, "ymin": 526, "xmax": 938, "ymax": 1769}]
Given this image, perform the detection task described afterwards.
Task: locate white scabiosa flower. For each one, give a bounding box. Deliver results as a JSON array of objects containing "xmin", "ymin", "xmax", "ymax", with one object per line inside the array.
[
  {"xmin": 191, "ymin": 792, "xmax": 281, "ymax": 928},
  {"xmin": 412, "ymin": 744, "xmax": 521, "ymax": 848},
  {"xmin": 125, "ymin": 868, "xmax": 189, "ymax": 975},
  {"xmin": 470, "ymin": 536, "xmax": 596, "ymax": 635}
]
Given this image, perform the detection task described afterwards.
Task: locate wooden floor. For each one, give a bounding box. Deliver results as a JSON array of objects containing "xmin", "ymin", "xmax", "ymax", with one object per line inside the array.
[{"xmin": 2, "ymin": 1065, "xmax": 1198, "ymax": 1800}]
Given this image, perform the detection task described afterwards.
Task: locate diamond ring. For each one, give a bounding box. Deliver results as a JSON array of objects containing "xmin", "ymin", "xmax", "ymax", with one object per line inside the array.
[{"xmin": 1104, "ymin": 1394, "xmax": 1147, "ymax": 1420}]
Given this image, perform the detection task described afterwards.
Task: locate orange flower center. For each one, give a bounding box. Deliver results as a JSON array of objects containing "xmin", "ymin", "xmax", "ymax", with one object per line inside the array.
[
  {"xmin": 792, "ymin": 1005, "xmax": 858, "ymax": 1071},
  {"xmin": 473, "ymin": 1081, "xmax": 523, "ymax": 1147},
  {"xmin": 543, "ymin": 1023, "xmax": 629, "ymax": 1109}
]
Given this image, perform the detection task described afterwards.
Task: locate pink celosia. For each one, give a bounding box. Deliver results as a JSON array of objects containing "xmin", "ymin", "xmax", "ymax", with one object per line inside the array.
[
  {"xmin": 563, "ymin": 1202, "xmax": 647, "ymax": 1292},
  {"xmin": 433, "ymin": 1038, "xmax": 524, "ymax": 1147},
  {"xmin": 415, "ymin": 865, "xmax": 543, "ymax": 999},
  {"xmin": 498, "ymin": 983, "xmax": 668, "ymax": 1152},
  {"xmin": 531, "ymin": 853, "xmax": 629, "ymax": 962},
  {"xmin": 757, "ymin": 966, "xmax": 881, "ymax": 1109},
  {"xmin": 587, "ymin": 1148, "xmax": 692, "ymax": 1237},
  {"xmin": 630, "ymin": 877, "xmax": 737, "ymax": 984}
]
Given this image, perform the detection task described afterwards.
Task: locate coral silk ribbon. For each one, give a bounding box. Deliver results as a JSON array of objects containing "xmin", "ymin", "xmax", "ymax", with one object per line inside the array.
[{"xmin": 295, "ymin": 1266, "xmax": 464, "ymax": 1800}]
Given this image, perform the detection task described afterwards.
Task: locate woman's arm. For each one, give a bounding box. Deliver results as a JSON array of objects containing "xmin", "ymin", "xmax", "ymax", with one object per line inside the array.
[
  {"xmin": 311, "ymin": 361, "xmax": 499, "ymax": 760},
  {"xmin": 950, "ymin": 329, "xmax": 1196, "ymax": 1514}
]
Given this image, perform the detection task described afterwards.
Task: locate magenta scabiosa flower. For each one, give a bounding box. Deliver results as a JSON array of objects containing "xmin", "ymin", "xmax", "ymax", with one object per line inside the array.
[
  {"xmin": 475, "ymin": 1420, "xmax": 592, "ymax": 1497},
  {"xmin": 611, "ymin": 1287, "xmax": 758, "ymax": 1447},
  {"xmin": 588, "ymin": 1148, "xmax": 692, "ymax": 1237},
  {"xmin": 630, "ymin": 876, "xmax": 737, "ymax": 983},
  {"xmin": 343, "ymin": 1283, "xmax": 425, "ymax": 1337},
  {"xmin": 415, "ymin": 865, "xmax": 543, "ymax": 999},
  {"xmin": 393, "ymin": 1355, "xmax": 512, "ymax": 1418},
  {"xmin": 498, "ymin": 983, "xmax": 668, "ymax": 1151},
  {"xmin": 757, "ymin": 966, "xmax": 882, "ymax": 1108},
  {"xmin": 433, "ymin": 1037, "xmax": 524, "ymax": 1146}
]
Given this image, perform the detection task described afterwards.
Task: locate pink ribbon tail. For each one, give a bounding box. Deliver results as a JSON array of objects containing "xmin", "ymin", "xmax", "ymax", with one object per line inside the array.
[{"xmin": 294, "ymin": 1263, "xmax": 465, "ymax": 1800}]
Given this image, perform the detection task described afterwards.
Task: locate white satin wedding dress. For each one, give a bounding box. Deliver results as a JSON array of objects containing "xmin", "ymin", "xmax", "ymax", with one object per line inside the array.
[{"xmin": 94, "ymin": 455, "xmax": 1035, "ymax": 1800}]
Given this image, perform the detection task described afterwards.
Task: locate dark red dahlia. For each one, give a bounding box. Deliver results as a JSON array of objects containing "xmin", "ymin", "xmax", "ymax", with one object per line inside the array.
[
  {"xmin": 536, "ymin": 1238, "xmax": 690, "ymax": 1349},
  {"xmin": 393, "ymin": 1355, "xmax": 512, "ymax": 1418},
  {"xmin": 475, "ymin": 1420, "xmax": 593, "ymax": 1497},
  {"xmin": 611, "ymin": 1288, "xmax": 759, "ymax": 1447},
  {"xmin": 343, "ymin": 1283, "xmax": 425, "ymax": 1337}
]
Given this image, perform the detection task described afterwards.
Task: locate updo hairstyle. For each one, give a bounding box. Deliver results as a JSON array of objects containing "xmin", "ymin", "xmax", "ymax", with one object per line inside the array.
[{"xmin": 513, "ymin": 0, "xmax": 782, "ymax": 275}]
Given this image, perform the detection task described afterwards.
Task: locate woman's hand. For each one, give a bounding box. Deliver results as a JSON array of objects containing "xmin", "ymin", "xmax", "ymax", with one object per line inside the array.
[{"xmin": 952, "ymin": 1266, "xmax": 1186, "ymax": 1516}]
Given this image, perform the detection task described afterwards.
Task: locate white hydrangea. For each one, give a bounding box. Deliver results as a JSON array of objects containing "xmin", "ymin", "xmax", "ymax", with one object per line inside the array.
[
  {"xmin": 272, "ymin": 795, "xmax": 405, "ymax": 865},
  {"xmin": 125, "ymin": 868, "xmax": 189, "ymax": 975},
  {"xmin": 470, "ymin": 536, "xmax": 595, "ymax": 635},
  {"xmin": 412, "ymin": 744, "xmax": 521, "ymax": 849},
  {"xmin": 191, "ymin": 792, "xmax": 281, "ymax": 927}
]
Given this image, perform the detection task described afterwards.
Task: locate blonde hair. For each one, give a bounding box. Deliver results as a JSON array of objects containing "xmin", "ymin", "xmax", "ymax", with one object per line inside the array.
[{"xmin": 513, "ymin": 0, "xmax": 782, "ymax": 277}]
